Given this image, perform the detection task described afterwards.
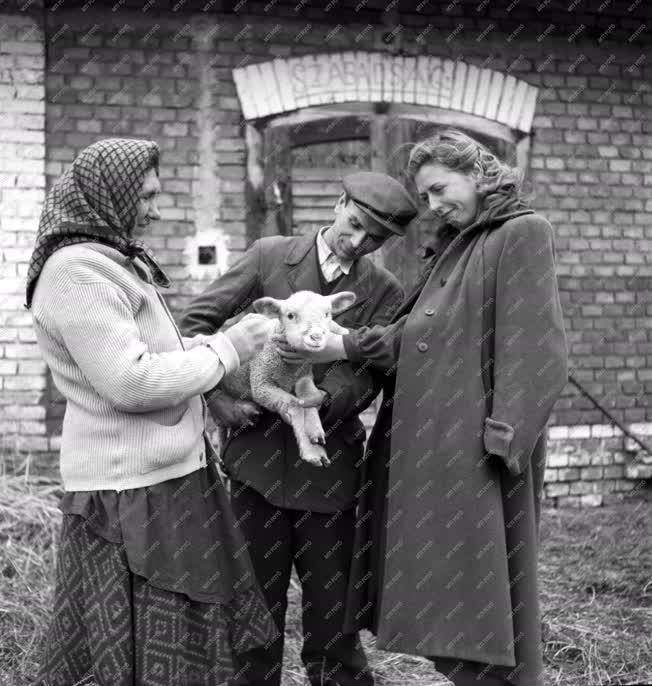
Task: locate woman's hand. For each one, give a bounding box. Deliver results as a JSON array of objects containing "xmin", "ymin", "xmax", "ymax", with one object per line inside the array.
[
  {"xmin": 273, "ymin": 331, "xmax": 347, "ymax": 365},
  {"xmin": 223, "ymin": 313, "xmax": 273, "ymax": 364}
]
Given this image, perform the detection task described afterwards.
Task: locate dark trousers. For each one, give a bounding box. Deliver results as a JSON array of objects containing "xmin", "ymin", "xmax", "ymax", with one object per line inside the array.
[
  {"xmin": 432, "ymin": 657, "xmax": 516, "ymax": 686},
  {"xmin": 229, "ymin": 481, "xmax": 374, "ymax": 686}
]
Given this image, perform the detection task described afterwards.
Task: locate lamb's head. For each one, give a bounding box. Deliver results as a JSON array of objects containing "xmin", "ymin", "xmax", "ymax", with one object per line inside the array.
[{"xmin": 252, "ymin": 290, "xmax": 356, "ymax": 352}]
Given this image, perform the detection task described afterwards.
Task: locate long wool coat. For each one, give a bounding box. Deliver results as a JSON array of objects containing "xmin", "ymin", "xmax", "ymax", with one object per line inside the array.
[{"xmin": 342, "ymin": 210, "xmax": 568, "ymax": 686}]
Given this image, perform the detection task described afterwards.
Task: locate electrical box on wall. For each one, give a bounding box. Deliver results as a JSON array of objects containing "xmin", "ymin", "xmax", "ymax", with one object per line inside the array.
[{"xmin": 184, "ymin": 229, "xmax": 230, "ymax": 281}]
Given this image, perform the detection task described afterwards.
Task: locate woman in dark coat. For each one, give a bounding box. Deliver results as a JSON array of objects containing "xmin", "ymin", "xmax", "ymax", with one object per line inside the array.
[{"xmin": 277, "ymin": 129, "xmax": 568, "ymax": 686}]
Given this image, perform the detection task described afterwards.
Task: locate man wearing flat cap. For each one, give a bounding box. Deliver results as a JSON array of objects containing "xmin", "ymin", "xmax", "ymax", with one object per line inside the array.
[{"xmin": 179, "ymin": 171, "xmax": 417, "ymax": 686}]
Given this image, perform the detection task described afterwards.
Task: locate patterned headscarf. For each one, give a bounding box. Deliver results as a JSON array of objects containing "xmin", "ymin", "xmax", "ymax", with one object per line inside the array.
[{"xmin": 25, "ymin": 138, "xmax": 171, "ymax": 309}]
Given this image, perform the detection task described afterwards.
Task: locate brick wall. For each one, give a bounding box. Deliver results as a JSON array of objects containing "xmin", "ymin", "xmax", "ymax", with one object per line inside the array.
[
  {"xmin": 43, "ymin": 14, "xmax": 203, "ymax": 440},
  {"xmin": 1, "ymin": 0, "xmax": 650, "ymax": 504},
  {"xmin": 545, "ymin": 424, "xmax": 650, "ymax": 507},
  {"xmin": 0, "ymin": 12, "xmax": 48, "ymax": 468}
]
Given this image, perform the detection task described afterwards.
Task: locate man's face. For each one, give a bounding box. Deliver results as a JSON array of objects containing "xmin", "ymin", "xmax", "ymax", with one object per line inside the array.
[
  {"xmin": 132, "ymin": 167, "xmax": 161, "ymax": 238},
  {"xmin": 327, "ymin": 195, "xmax": 388, "ymax": 260}
]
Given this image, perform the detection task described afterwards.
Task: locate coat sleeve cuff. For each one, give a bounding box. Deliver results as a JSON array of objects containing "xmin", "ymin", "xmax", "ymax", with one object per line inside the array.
[
  {"xmin": 342, "ymin": 333, "xmax": 362, "ymax": 363},
  {"xmin": 205, "ymin": 331, "xmax": 240, "ymax": 376},
  {"xmin": 483, "ymin": 417, "xmax": 515, "ymax": 459}
]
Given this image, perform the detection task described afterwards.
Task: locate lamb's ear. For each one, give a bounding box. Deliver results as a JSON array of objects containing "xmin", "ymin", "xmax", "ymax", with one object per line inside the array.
[
  {"xmin": 328, "ymin": 320, "xmax": 349, "ymax": 335},
  {"xmin": 328, "ymin": 291, "xmax": 356, "ymax": 314},
  {"xmin": 253, "ymin": 297, "xmax": 283, "ymax": 319}
]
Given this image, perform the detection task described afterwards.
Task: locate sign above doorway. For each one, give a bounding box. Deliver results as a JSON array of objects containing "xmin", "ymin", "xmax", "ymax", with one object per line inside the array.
[{"xmin": 232, "ymin": 52, "xmax": 538, "ymax": 134}]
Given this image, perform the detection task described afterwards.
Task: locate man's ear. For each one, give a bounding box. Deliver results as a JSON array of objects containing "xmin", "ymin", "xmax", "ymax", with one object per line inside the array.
[
  {"xmin": 334, "ymin": 192, "xmax": 346, "ymax": 213},
  {"xmin": 329, "ymin": 291, "xmax": 356, "ymax": 314},
  {"xmin": 253, "ymin": 297, "xmax": 283, "ymax": 319}
]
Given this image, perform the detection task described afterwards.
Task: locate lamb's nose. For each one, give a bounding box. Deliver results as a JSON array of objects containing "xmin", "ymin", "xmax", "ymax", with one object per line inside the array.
[{"xmin": 310, "ymin": 331, "xmax": 322, "ymax": 342}]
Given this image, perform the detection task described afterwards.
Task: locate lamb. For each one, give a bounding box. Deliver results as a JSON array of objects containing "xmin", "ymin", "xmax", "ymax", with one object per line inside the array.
[{"xmin": 217, "ymin": 290, "xmax": 356, "ymax": 467}]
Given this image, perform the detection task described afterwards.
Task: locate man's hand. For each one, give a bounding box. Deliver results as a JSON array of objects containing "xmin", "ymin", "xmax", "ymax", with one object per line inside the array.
[
  {"xmin": 272, "ymin": 331, "xmax": 348, "ymax": 365},
  {"xmin": 206, "ymin": 389, "xmax": 262, "ymax": 428}
]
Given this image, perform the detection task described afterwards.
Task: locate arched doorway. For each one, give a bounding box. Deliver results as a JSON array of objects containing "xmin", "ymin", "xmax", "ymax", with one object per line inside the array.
[{"xmin": 244, "ymin": 103, "xmax": 528, "ymax": 293}]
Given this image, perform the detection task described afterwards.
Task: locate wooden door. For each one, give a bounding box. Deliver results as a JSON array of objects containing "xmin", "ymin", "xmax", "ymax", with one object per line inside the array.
[
  {"xmin": 291, "ymin": 139, "xmax": 372, "ymax": 236},
  {"xmin": 371, "ymin": 117, "xmax": 518, "ymax": 294},
  {"xmin": 258, "ymin": 116, "xmax": 515, "ymax": 294}
]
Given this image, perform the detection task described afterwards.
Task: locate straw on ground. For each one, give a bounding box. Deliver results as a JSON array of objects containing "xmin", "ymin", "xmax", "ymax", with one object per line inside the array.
[{"xmin": 1, "ymin": 476, "xmax": 650, "ymax": 686}]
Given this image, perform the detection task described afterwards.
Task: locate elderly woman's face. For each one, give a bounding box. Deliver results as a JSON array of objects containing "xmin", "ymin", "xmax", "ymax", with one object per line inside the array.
[
  {"xmin": 414, "ymin": 162, "xmax": 480, "ymax": 231},
  {"xmin": 133, "ymin": 168, "xmax": 161, "ymax": 237}
]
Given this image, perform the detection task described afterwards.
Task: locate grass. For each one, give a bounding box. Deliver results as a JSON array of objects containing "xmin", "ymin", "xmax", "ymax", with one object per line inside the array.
[{"xmin": 1, "ymin": 475, "xmax": 650, "ymax": 686}]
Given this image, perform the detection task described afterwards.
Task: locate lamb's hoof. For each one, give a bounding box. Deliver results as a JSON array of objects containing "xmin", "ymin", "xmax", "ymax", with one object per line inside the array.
[{"xmin": 302, "ymin": 444, "xmax": 329, "ymax": 468}]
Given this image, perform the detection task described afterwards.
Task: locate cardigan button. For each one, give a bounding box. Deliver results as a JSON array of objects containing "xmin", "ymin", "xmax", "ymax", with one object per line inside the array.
[
  {"xmin": 440, "ymin": 278, "xmax": 447, "ymax": 286},
  {"xmin": 417, "ymin": 341, "xmax": 429, "ymax": 352},
  {"xmin": 424, "ymin": 308, "xmax": 434, "ymax": 316}
]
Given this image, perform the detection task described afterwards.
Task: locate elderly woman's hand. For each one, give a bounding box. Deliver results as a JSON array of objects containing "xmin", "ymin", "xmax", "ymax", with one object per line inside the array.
[
  {"xmin": 273, "ymin": 331, "xmax": 347, "ymax": 365},
  {"xmin": 223, "ymin": 313, "xmax": 273, "ymax": 364}
]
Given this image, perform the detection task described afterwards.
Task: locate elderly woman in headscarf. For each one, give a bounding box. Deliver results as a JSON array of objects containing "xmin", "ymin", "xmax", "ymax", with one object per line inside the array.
[
  {"xmin": 27, "ymin": 138, "xmax": 277, "ymax": 686},
  {"xmin": 277, "ymin": 129, "xmax": 568, "ymax": 686}
]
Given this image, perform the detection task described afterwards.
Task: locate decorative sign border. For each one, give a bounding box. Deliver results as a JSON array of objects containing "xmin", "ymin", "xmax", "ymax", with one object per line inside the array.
[{"xmin": 232, "ymin": 52, "xmax": 538, "ymax": 134}]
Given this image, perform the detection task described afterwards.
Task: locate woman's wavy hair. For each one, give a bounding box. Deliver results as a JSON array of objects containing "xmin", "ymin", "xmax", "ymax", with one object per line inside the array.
[{"xmin": 406, "ymin": 128, "xmax": 530, "ymax": 225}]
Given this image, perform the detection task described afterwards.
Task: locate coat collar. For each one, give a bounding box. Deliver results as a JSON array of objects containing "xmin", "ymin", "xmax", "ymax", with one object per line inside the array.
[
  {"xmin": 460, "ymin": 207, "xmax": 535, "ymax": 237},
  {"xmin": 284, "ymin": 229, "xmax": 371, "ymax": 316},
  {"xmin": 392, "ymin": 208, "xmax": 536, "ymax": 321}
]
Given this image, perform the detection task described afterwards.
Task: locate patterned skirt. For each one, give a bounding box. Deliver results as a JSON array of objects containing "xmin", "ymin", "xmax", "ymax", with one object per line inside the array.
[{"xmin": 35, "ymin": 461, "xmax": 279, "ymax": 686}]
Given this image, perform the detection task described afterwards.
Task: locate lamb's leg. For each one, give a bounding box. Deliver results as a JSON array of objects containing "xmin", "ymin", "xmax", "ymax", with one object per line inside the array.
[
  {"xmin": 252, "ymin": 381, "xmax": 328, "ymax": 467},
  {"xmin": 294, "ymin": 375, "xmax": 327, "ymax": 448},
  {"xmin": 294, "ymin": 375, "xmax": 326, "ymax": 409}
]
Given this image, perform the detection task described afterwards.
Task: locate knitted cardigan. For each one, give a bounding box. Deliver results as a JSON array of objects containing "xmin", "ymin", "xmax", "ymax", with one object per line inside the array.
[{"xmin": 31, "ymin": 243, "xmax": 238, "ymax": 491}]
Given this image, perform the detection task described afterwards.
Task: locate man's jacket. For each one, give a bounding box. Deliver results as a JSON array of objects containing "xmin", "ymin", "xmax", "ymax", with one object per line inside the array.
[{"xmin": 179, "ymin": 230, "xmax": 403, "ymax": 512}]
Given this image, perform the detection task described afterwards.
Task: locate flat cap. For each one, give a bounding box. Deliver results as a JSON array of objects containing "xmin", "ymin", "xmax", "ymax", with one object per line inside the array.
[{"xmin": 343, "ymin": 171, "xmax": 418, "ymax": 236}]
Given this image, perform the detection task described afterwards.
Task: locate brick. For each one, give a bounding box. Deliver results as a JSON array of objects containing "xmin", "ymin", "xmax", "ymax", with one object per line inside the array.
[
  {"xmin": 20, "ymin": 421, "xmax": 46, "ymax": 435},
  {"xmin": 568, "ymin": 425, "xmax": 591, "ymax": 439},
  {"xmin": 603, "ymin": 465, "xmax": 625, "ymax": 479},
  {"xmin": 609, "ymin": 160, "xmax": 632, "ymax": 172},
  {"xmin": 0, "ymin": 360, "xmax": 18, "ymax": 374},
  {"xmin": 570, "ymin": 481, "xmax": 593, "ymax": 495},
  {"xmin": 2, "ymin": 41, "xmax": 43, "ymax": 56},
  {"xmin": 580, "ymin": 467, "xmax": 604, "ymax": 480},
  {"xmin": 545, "ymin": 158, "xmax": 564, "ymax": 170},
  {"xmin": 545, "ymin": 483, "xmax": 569, "ymax": 498},
  {"xmin": 558, "ymin": 468, "xmax": 581, "ymax": 481},
  {"xmin": 4, "ymin": 375, "xmax": 46, "ymax": 391},
  {"xmin": 18, "ymin": 360, "xmax": 46, "ymax": 374},
  {"xmin": 2, "ymin": 405, "xmax": 45, "ymax": 420},
  {"xmin": 0, "ymin": 328, "xmax": 19, "ymax": 342},
  {"xmin": 3, "ymin": 344, "xmax": 41, "ymax": 359},
  {"xmin": 556, "ymin": 496, "xmax": 581, "ymax": 508},
  {"xmin": 14, "ymin": 436, "xmax": 50, "ymax": 452},
  {"xmin": 580, "ymin": 494, "xmax": 603, "ymax": 507},
  {"xmin": 568, "ymin": 453, "xmax": 591, "ymax": 467},
  {"xmin": 624, "ymin": 464, "xmax": 652, "ymax": 479}
]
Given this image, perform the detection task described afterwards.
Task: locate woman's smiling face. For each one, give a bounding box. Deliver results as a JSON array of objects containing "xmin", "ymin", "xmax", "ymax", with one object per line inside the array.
[{"xmin": 414, "ymin": 161, "xmax": 480, "ymax": 231}]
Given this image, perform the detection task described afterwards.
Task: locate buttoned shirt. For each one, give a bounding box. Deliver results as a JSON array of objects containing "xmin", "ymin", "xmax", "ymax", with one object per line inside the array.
[{"xmin": 316, "ymin": 226, "xmax": 353, "ymax": 283}]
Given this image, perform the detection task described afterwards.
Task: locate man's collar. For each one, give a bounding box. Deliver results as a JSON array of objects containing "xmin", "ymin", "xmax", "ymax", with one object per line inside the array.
[{"xmin": 316, "ymin": 226, "xmax": 353, "ymax": 274}]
